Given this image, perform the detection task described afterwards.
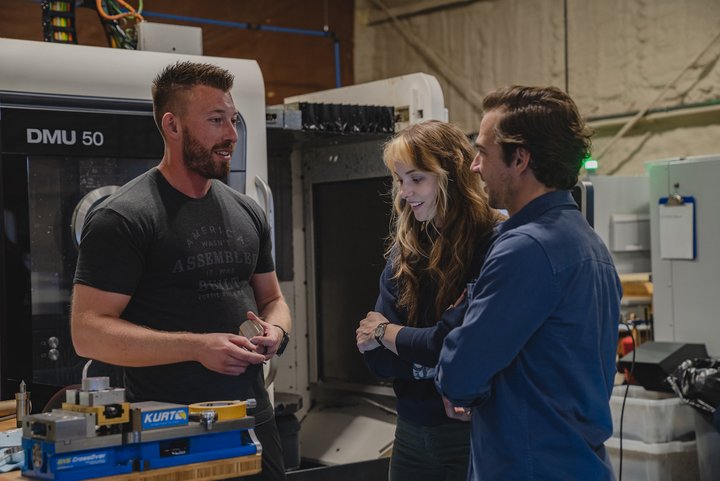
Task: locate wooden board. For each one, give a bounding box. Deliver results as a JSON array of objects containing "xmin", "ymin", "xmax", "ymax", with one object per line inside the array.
[
  {"xmin": 0, "ymin": 454, "xmax": 261, "ymax": 481},
  {"xmin": 0, "ymin": 401, "xmax": 16, "ymax": 418},
  {"xmin": 0, "ymin": 418, "xmax": 18, "ymax": 431}
]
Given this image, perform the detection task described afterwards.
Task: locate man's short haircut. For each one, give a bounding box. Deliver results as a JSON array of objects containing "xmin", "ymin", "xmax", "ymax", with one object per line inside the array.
[
  {"xmin": 482, "ymin": 85, "xmax": 593, "ymax": 190},
  {"xmin": 151, "ymin": 61, "xmax": 235, "ymax": 135}
]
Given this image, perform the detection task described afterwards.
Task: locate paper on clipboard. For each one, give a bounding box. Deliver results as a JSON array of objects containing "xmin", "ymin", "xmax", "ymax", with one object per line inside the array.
[{"xmin": 659, "ymin": 196, "xmax": 695, "ymax": 260}]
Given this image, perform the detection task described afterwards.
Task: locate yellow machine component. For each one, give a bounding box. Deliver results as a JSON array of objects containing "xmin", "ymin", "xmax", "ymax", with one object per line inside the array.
[
  {"xmin": 61, "ymin": 402, "xmax": 131, "ymax": 426},
  {"xmin": 189, "ymin": 401, "xmax": 247, "ymax": 421}
]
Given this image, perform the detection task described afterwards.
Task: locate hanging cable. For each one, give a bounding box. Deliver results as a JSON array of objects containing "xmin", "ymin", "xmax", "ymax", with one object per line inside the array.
[
  {"xmin": 96, "ymin": 0, "xmax": 143, "ymax": 22},
  {"xmin": 94, "ymin": 0, "xmax": 144, "ymax": 49},
  {"xmin": 323, "ymin": 0, "xmax": 329, "ymax": 31}
]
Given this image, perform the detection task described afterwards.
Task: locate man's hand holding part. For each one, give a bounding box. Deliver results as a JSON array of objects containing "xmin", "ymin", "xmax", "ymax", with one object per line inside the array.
[
  {"xmin": 246, "ymin": 311, "xmax": 288, "ymax": 360},
  {"xmin": 194, "ymin": 332, "xmax": 266, "ymax": 375}
]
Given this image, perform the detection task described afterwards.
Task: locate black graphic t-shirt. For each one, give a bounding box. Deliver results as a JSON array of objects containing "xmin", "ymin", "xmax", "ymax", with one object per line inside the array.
[{"xmin": 74, "ymin": 168, "xmax": 275, "ymax": 423}]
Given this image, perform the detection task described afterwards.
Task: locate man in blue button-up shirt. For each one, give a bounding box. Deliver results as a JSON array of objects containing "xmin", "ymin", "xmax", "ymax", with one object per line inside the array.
[{"xmin": 436, "ymin": 86, "xmax": 622, "ymax": 481}]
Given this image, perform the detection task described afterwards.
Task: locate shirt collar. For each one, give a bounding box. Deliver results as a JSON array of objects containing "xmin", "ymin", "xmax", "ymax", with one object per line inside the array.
[{"xmin": 498, "ymin": 190, "xmax": 578, "ymax": 234}]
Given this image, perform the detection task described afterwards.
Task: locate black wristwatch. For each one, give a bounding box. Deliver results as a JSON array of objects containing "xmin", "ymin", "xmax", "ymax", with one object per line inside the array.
[
  {"xmin": 274, "ymin": 324, "xmax": 290, "ymax": 356},
  {"xmin": 374, "ymin": 322, "xmax": 390, "ymax": 349}
]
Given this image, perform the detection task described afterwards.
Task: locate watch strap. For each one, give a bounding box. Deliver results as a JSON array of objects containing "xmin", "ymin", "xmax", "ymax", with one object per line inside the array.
[{"xmin": 274, "ymin": 324, "xmax": 290, "ymax": 356}]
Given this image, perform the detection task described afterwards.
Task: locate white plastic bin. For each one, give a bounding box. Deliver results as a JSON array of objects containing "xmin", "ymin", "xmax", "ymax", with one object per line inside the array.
[
  {"xmin": 606, "ymin": 437, "xmax": 699, "ymax": 481},
  {"xmin": 611, "ymin": 385, "xmax": 696, "ymax": 443},
  {"xmin": 693, "ymin": 410, "xmax": 720, "ymax": 481}
]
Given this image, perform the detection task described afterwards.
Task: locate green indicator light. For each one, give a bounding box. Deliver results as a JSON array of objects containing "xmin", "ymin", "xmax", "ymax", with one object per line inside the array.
[{"xmin": 583, "ymin": 153, "xmax": 598, "ymax": 170}]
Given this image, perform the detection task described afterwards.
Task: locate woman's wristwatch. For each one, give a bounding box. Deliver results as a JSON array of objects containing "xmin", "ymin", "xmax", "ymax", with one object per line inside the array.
[{"xmin": 374, "ymin": 322, "xmax": 390, "ymax": 349}]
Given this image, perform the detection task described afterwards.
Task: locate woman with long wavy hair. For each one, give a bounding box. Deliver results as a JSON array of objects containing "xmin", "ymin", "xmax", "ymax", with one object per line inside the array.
[{"xmin": 356, "ymin": 120, "xmax": 500, "ymax": 481}]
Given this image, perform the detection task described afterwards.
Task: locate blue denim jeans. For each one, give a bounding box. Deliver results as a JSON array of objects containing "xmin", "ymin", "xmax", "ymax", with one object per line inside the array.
[{"xmin": 390, "ymin": 416, "xmax": 471, "ymax": 481}]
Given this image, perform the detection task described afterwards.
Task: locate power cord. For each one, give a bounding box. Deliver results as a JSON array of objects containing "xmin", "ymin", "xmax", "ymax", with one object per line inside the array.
[{"xmin": 617, "ymin": 322, "xmax": 636, "ymax": 481}]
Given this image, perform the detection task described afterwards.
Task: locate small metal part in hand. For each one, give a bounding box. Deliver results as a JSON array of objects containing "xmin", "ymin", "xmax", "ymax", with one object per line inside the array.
[{"xmin": 239, "ymin": 318, "xmax": 264, "ymax": 338}]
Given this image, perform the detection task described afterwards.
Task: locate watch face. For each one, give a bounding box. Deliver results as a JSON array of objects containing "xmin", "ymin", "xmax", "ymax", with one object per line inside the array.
[
  {"xmin": 374, "ymin": 324, "xmax": 384, "ymax": 337},
  {"xmin": 374, "ymin": 322, "xmax": 388, "ymax": 340},
  {"xmin": 374, "ymin": 323, "xmax": 388, "ymax": 349}
]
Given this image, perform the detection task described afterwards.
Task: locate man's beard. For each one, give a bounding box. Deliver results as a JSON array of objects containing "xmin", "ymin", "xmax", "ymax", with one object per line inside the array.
[{"xmin": 182, "ymin": 129, "xmax": 232, "ymax": 179}]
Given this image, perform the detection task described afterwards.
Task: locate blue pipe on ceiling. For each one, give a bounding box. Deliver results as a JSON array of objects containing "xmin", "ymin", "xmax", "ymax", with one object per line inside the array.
[{"xmin": 142, "ymin": 10, "xmax": 343, "ymax": 87}]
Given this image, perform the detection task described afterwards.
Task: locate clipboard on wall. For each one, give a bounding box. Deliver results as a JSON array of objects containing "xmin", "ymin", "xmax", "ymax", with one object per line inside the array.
[{"xmin": 658, "ymin": 195, "xmax": 696, "ymax": 260}]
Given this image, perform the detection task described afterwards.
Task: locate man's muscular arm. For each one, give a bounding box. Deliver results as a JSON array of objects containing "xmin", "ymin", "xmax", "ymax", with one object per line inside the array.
[
  {"xmin": 71, "ymin": 283, "xmax": 266, "ymax": 375},
  {"xmin": 246, "ymin": 271, "xmax": 292, "ymax": 359}
]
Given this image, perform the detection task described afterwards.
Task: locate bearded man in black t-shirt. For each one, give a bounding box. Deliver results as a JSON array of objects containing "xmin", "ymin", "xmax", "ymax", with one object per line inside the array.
[{"xmin": 71, "ymin": 61, "xmax": 291, "ymax": 481}]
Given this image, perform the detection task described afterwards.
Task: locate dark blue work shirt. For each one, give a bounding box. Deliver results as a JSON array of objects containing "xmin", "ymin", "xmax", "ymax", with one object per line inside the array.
[
  {"xmin": 365, "ymin": 233, "xmax": 493, "ymax": 426},
  {"xmin": 436, "ymin": 190, "xmax": 622, "ymax": 481}
]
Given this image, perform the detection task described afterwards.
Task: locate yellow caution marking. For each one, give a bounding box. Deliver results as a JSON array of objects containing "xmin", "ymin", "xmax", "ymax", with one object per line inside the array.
[{"xmin": 188, "ymin": 401, "xmax": 247, "ymax": 421}]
